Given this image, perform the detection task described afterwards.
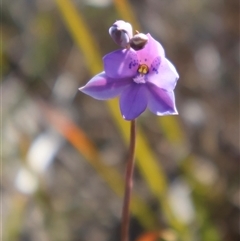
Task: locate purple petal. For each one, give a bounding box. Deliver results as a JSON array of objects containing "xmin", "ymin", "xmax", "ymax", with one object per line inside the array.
[
  {"xmin": 120, "ymin": 84, "xmax": 148, "ymax": 120},
  {"xmin": 136, "ymin": 34, "xmax": 165, "ymax": 66},
  {"xmin": 148, "ymin": 58, "xmax": 179, "ymax": 90},
  {"xmin": 79, "ymin": 72, "xmax": 131, "ymax": 100},
  {"xmin": 147, "ymin": 82, "xmax": 178, "ymax": 115},
  {"xmin": 103, "ymin": 49, "xmax": 138, "ymax": 79}
]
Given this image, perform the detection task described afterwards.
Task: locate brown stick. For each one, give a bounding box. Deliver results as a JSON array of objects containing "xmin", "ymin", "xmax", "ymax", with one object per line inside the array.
[{"xmin": 121, "ymin": 119, "xmax": 137, "ymax": 241}]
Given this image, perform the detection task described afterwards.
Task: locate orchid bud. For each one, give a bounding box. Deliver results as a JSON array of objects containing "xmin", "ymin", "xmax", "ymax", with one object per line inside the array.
[
  {"xmin": 109, "ymin": 20, "xmax": 133, "ymax": 48},
  {"xmin": 130, "ymin": 32, "xmax": 148, "ymax": 51}
]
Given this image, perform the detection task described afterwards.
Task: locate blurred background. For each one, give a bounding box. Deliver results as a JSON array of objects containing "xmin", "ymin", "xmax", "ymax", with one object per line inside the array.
[{"xmin": 2, "ymin": 0, "xmax": 239, "ymax": 241}]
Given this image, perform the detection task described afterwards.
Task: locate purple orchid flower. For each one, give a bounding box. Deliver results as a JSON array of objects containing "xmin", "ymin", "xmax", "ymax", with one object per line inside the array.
[{"xmin": 79, "ymin": 34, "xmax": 179, "ymax": 120}]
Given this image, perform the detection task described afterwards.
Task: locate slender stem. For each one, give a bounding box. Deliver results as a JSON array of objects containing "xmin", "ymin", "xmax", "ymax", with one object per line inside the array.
[{"xmin": 121, "ymin": 119, "xmax": 136, "ymax": 241}]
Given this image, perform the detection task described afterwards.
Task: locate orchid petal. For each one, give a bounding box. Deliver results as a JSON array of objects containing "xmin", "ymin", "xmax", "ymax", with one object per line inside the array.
[
  {"xmin": 119, "ymin": 83, "xmax": 148, "ymax": 120},
  {"xmin": 103, "ymin": 49, "xmax": 138, "ymax": 79},
  {"xmin": 147, "ymin": 82, "xmax": 178, "ymax": 115},
  {"xmin": 79, "ymin": 72, "xmax": 131, "ymax": 100},
  {"xmin": 136, "ymin": 34, "xmax": 165, "ymax": 66},
  {"xmin": 148, "ymin": 58, "xmax": 179, "ymax": 90}
]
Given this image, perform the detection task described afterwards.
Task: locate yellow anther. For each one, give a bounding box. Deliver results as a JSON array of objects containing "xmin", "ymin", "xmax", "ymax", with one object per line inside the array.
[{"xmin": 137, "ymin": 64, "xmax": 149, "ymax": 74}]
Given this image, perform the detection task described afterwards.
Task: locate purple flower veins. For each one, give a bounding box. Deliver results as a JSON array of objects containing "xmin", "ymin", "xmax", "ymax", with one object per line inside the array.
[{"xmin": 79, "ymin": 33, "xmax": 179, "ymax": 120}]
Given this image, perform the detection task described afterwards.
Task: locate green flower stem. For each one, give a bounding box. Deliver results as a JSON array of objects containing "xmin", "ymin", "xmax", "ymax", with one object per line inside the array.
[{"xmin": 121, "ymin": 119, "xmax": 136, "ymax": 241}]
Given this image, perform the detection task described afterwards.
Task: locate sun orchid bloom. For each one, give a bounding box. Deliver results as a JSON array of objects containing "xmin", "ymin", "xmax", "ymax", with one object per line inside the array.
[{"xmin": 79, "ymin": 31, "xmax": 179, "ymax": 120}]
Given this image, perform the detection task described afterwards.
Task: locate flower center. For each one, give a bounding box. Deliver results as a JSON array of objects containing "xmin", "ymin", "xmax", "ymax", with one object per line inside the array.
[
  {"xmin": 133, "ymin": 64, "xmax": 149, "ymax": 84},
  {"xmin": 137, "ymin": 64, "xmax": 149, "ymax": 74}
]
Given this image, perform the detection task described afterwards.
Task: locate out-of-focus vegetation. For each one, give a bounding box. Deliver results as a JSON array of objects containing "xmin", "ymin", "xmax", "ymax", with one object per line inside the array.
[{"xmin": 2, "ymin": 0, "xmax": 239, "ymax": 241}]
